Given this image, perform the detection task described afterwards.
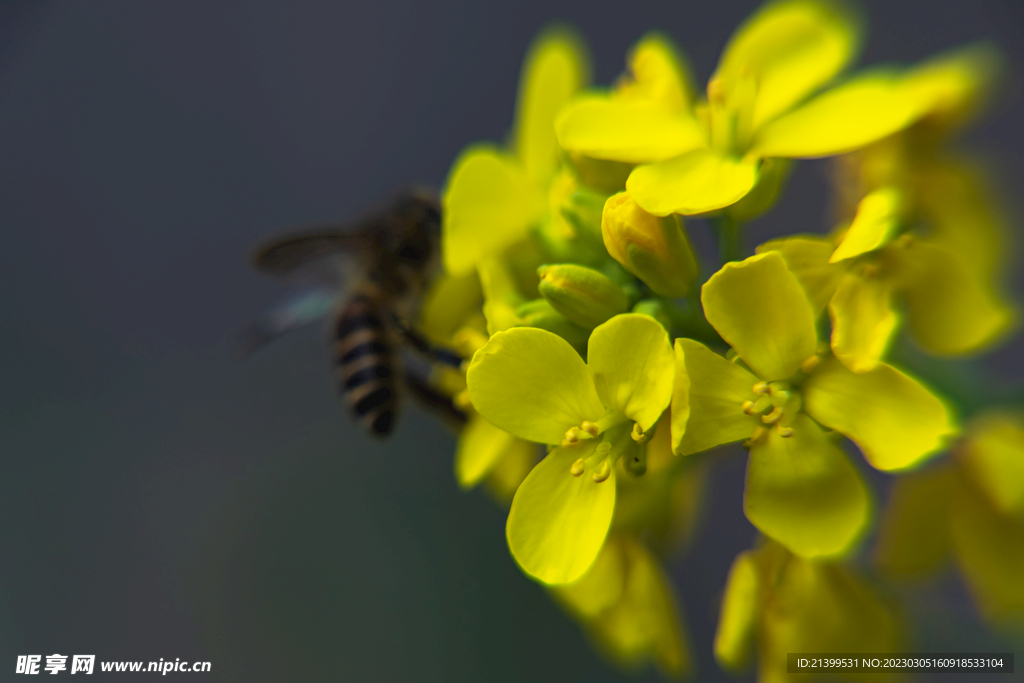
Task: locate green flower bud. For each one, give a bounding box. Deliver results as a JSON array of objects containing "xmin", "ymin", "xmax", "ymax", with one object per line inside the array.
[
  {"xmin": 537, "ymin": 263, "xmax": 629, "ymax": 328},
  {"xmin": 602, "ymin": 192, "xmax": 698, "ymax": 297},
  {"xmin": 515, "ymin": 298, "xmax": 591, "ymax": 351}
]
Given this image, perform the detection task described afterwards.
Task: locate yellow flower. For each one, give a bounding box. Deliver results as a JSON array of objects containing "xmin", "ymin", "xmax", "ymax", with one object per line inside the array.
[
  {"xmin": 672, "ymin": 251, "xmax": 957, "ymax": 557},
  {"xmin": 442, "ymin": 28, "xmax": 589, "ymax": 275},
  {"xmin": 556, "ymin": 0, "xmax": 927, "ymax": 216},
  {"xmin": 760, "ymin": 185, "xmax": 1014, "ymax": 372},
  {"xmin": 716, "ymin": 541, "xmax": 904, "ymax": 683},
  {"xmin": 876, "ymin": 412, "xmax": 1024, "ymax": 624},
  {"xmin": 467, "ymin": 314, "xmax": 674, "ymax": 583},
  {"xmin": 551, "ymin": 535, "xmax": 691, "ymax": 677}
]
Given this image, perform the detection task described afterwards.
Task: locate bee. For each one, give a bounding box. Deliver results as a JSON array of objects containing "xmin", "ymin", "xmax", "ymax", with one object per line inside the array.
[{"xmin": 237, "ymin": 189, "xmax": 465, "ymax": 437}]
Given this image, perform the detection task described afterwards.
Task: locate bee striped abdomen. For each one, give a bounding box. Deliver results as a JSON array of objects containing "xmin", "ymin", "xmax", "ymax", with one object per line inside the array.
[{"xmin": 334, "ymin": 293, "xmax": 397, "ymax": 436}]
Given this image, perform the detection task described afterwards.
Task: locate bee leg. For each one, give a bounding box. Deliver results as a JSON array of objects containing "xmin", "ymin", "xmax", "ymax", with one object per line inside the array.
[
  {"xmin": 391, "ymin": 316, "xmax": 463, "ymax": 369},
  {"xmin": 403, "ymin": 370, "xmax": 468, "ymax": 433}
]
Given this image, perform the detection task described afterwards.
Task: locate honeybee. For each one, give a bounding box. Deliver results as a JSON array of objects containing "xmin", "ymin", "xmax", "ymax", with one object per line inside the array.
[{"xmin": 237, "ymin": 189, "xmax": 465, "ymax": 437}]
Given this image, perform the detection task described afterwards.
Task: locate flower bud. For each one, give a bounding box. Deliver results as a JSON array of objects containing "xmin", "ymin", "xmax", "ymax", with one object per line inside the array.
[
  {"xmin": 537, "ymin": 264, "xmax": 629, "ymax": 329},
  {"xmin": 515, "ymin": 298, "xmax": 591, "ymax": 351},
  {"xmin": 601, "ymin": 192, "xmax": 698, "ymax": 297}
]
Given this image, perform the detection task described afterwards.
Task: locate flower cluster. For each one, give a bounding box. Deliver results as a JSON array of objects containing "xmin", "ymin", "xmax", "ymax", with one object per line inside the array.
[{"xmin": 417, "ymin": 1, "xmax": 1021, "ymax": 678}]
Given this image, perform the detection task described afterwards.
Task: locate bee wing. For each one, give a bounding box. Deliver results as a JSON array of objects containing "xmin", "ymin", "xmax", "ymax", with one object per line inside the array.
[
  {"xmin": 234, "ymin": 287, "xmax": 339, "ymax": 360},
  {"xmin": 250, "ymin": 226, "xmax": 374, "ymax": 279}
]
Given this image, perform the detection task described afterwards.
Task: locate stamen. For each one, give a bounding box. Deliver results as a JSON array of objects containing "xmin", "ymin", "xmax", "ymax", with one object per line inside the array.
[
  {"xmin": 801, "ymin": 355, "xmax": 820, "ymax": 374},
  {"xmin": 581, "ymin": 421, "xmax": 600, "ymax": 437},
  {"xmin": 564, "ymin": 427, "xmax": 580, "ymax": 444},
  {"xmin": 592, "ymin": 460, "xmax": 612, "ymax": 483},
  {"xmin": 753, "ymin": 381, "xmax": 770, "ymax": 395},
  {"xmin": 742, "ymin": 400, "xmax": 756, "ymax": 415},
  {"xmin": 570, "ymin": 458, "xmax": 585, "ymax": 477},
  {"xmin": 761, "ymin": 406, "xmax": 784, "ymax": 424},
  {"xmin": 742, "ymin": 426, "xmax": 768, "ymax": 449},
  {"xmin": 775, "ymin": 424, "xmax": 794, "ymax": 438}
]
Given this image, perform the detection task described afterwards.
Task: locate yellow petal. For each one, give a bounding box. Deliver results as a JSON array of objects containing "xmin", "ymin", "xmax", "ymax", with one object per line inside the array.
[
  {"xmin": 627, "ymin": 148, "xmax": 759, "ymax": 217},
  {"xmin": 874, "ymin": 464, "xmax": 955, "ymax": 578},
  {"xmin": 482, "ymin": 438, "xmax": 539, "ymax": 504},
  {"xmin": 903, "ymin": 42, "xmax": 1001, "ymax": 132},
  {"xmin": 419, "ymin": 270, "xmax": 483, "ymax": 345},
  {"xmin": 829, "ymin": 187, "xmax": 902, "ymax": 262},
  {"xmin": 672, "ymin": 339, "xmax": 760, "ymax": 456},
  {"xmin": 588, "ymin": 314, "xmax": 674, "ymax": 431},
  {"xmin": 550, "ymin": 534, "xmax": 625, "ymax": 619},
  {"xmin": 555, "ymin": 95, "xmax": 707, "ymax": 164},
  {"xmin": 886, "ymin": 238, "xmax": 1014, "ymax": 356},
  {"xmin": 617, "ymin": 33, "xmax": 696, "ymax": 110},
  {"xmin": 506, "ymin": 444, "xmax": 616, "ymax": 584},
  {"xmin": 442, "ymin": 146, "xmax": 544, "ymax": 275},
  {"xmin": 455, "ymin": 414, "xmax": 522, "ymax": 489},
  {"xmin": 714, "ymin": 551, "xmax": 758, "ymax": 672},
  {"xmin": 589, "ymin": 539, "xmax": 692, "ymax": 677},
  {"xmin": 949, "ymin": 481, "xmax": 1024, "ymax": 623},
  {"xmin": 515, "ymin": 28, "xmax": 590, "ymax": 184},
  {"xmin": 756, "ymin": 235, "xmax": 843, "ymax": 315},
  {"xmin": 752, "ymin": 72, "xmax": 919, "ymax": 159},
  {"xmin": 467, "ymin": 327, "xmax": 604, "ymax": 444},
  {"xmin": 803, "ymin": 356, "xmax": 957, "ymax": 471},
  {"xmin": 746, "ymin": 414, "xmax": 870, "ymax": 558},
  {"xmin": 715, "ymin": 0, "xmax": 861, "ymax": 130},
  {"xmin": 701, "ymin": 252, "xmax": 817, "ymax": 381},
  {"xmin": 829, "ymin": 271, "xmax": 900, "ymax": 373},
  {"xmin": 959, "ymin": 412, "xmax": 1024, "ymax": 517}
]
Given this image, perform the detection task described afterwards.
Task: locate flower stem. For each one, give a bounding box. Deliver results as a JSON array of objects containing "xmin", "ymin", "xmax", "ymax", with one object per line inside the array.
[{"xmin": 713, "ymin": 214, "xmax": 743, "ymax": 265}]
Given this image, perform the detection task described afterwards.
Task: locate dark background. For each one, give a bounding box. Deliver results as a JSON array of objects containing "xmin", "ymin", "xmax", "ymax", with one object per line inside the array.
[{"xmin": 1, "ymin": 1, "xmax": 1022, "ymax": 681}]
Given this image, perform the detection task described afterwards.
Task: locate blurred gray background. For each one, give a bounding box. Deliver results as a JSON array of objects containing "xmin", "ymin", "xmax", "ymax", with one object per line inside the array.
[{"xmin": 1, "ymin": 1, "xmax": 1022, "ymax": 681}]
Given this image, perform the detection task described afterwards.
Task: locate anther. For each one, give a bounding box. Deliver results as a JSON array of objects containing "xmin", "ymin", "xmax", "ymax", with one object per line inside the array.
[
  {"xmin": 753, "ymin": 381, "xmax": 770, "ymax": 395},
  {"xmin": 742, "ymin": 400, "xmax": 756, "ymax": 415},
  {"xmin": 801, "ymin": 355, "xmax": 820, "ymax": 374},
  {"xmin": 564, "ymin": 427, "xmax": 580, "ymax": 444},
  {"xmin": 775, "ymin": 424, "xmax": 794, "ymax": 438},
  {"xmin": 570, "ymin": 458, "xmax": 585, "ymax": 477},
  {"xmin": 761, "ymin": 406, "xmax": 784, "ymax": 424},
  {"xmin": 592, "ymin": 460, "xmax": 612, "ymax": 483},
  {"xmin": 742, "ymin": 426, "xmax": 768, "ymax": 449},
  {"xmin": 581, "ymin": 421, "xmax": 600, "ymax": 437}
]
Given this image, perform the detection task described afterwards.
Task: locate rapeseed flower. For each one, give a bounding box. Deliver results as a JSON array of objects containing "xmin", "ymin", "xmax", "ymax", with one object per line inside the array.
[
  {"xmin": 672, "ymin": 251, "xmax": 956, "ymax": 556},
  {"xmin": 556, "ymin": 0, "xmax": 925, "ymax": 216},
  {"xmin": 716, "ymin": 541, "xmax": 903, "ymax": 683},
  {"xmin": 442, "ymin": 28, "xmax": 590, "ymax": 276},
  {"xmin": 876, "ymin": 411, "xmax": 1024, "ymax": 624},
  {"xmin": 467, "ymin": 313, "xmax": 673, "ymax": 583}
]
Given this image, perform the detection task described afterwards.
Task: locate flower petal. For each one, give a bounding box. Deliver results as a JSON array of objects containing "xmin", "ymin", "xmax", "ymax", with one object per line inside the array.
[
  {"xmin": 714, "ymin": 551, "xmax": 758, "ymax": 672},
  {"xmin": 756, "ymin": 235, "xmax": 843, "ymax": 315},
  {"xmin": 618, "ymin": 33, "xmax": 696, "ymax": 110},
  {"xmin": 829, "ymin": 271, "xmax": 900, "ymax": 373},
  {"xmin": 885, "ymin": 238, "xmax": 1014, "ymax": 355},
  {"xmin": 751, "ymin": 72, "xmax": 919, "ymax": 159},
  {"xmin": 716, "ymin": 0, "xmax": 861, "ymax": 130},
  {"xmin": 555, "ymin": 96, "xmax": 706, "ymax": 164},
  {"xmin": 442, "ymin": 146, "xmax": 544, "ymax": 275},
  {"xmin": 949, "ymin": 481, "xmax": 1024, "ymax": 622},
  {"xmin": 745, "ymin": 414, "xmax": 871, "ymax": 558},
  {"xmin": 701, "ymin": 252, "xmax": 818, "ymax": 381},
  {"xmin": 959, "ymin": 413, "xmax": 1024, "ymax": 517},
  {"xmin": 467, "ymin": 327, "xmax": 604, "ymax": 444},
  {"xmin": 455, "ymin": 415, "xmax": 523, "ymax": 489},
  {"xmin": 672, "ymin": 339, "xmax": 760, "ymax": 456},
  {"xmin": 627, "ymin": 148, "xmax": 759, "ymax": 217},
  {"xmin": 550, "ymin": 534, "xmax": 625, "ymax": 619},
  {"xmin": 829, "ymin": 187, "xmax": 902, "ymax": 262},
  {"xmin": 588, "ymin": 314, "xmax": 674, "ymax": 431},
  {"xmin": 506, "ymin": 444, "xmax": 616, "ymax": 584},
  {"xmin": 803, "ymin": 356, "xmax": 957, "ymax": 471},
  {"xmin": 515, "ymin": 28, "xmax": 589, "ymax": 184},
  {"xmin": 875, "ymin": 465, "xmax": 955, "ymax": 578}
]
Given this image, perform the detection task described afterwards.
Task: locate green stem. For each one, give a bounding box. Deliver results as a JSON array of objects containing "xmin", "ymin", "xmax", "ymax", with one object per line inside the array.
[{"xmin": 712, "ymin": 214, "xmax": 743, "ymax": 264}]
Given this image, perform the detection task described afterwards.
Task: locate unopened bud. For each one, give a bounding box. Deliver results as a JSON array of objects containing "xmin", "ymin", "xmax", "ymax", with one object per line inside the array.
[
  {"xmin": 601, "ymin": 192, "xmax": 698, "ymax": 297},
  {"xmin": 537, "ymin": 264, "xmax": 629, "ymax": 329}
]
